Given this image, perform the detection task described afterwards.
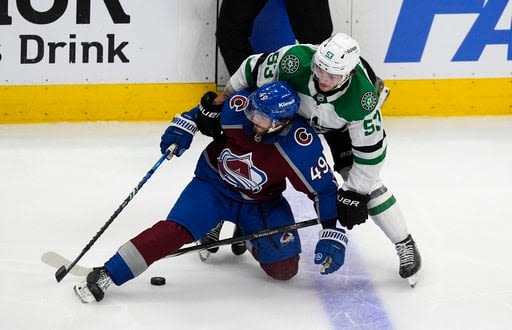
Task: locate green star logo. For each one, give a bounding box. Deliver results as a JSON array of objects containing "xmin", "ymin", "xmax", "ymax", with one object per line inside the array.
[
  {"xmin": 361, "ymin": 92, "xmax": 378, "ymax": 111},
  {"xmin": 280, "ymin": 55, "xmax": 300, "ymax": 74}
]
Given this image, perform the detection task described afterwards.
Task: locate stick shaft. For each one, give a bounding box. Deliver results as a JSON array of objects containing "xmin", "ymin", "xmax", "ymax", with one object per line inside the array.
[
  {"xmin": 169, "ymin": 218, "xmax": 319, "ymax": 257},
  {"xmin": 43, "ymin": 218, "xmax": 319, "ymax": 274},
  {"xmin": 55, "ymin": 147, "xmax": 175, "ymax": 282}
]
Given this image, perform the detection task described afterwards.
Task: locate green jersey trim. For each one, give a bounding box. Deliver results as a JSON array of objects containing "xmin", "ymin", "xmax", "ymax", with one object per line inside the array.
[
  {"xmin": 368, "ymin": 195, "xmax": 397, "ymax": 216},
  {"xmin": 244, "ymin": 57, "xmax": 257, "ymax": 89},
  {"xmin": 353, "ymin": 147, "xmax": 387, "ymax": 165}
]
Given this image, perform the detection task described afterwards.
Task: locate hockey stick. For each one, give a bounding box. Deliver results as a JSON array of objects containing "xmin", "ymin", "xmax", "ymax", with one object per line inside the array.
[
  {"xmin": 169, "ymin": 218, "xmax": 319, "ymax": 257},
  {"xmin": 42, "ymin": 251, "xmax": 92, "ymax": 276},
  {"xmin": 42, "ymin": 218, "xmax": 319, "ymax": 276},
  {"xmin": 54, "ymin": 145, "xmax": 176, "ymax": 283}
]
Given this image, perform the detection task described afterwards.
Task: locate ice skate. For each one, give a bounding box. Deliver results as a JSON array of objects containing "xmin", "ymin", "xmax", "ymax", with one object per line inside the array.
[
  {"xmin": 231, "ymin": 225, "xmax": 247, "ymax": 256},
  {"xmin": 73, "ymin": 267, "xmax": 112, "ymax": 303},
  {"xmin": 198, "ymin": 221, "xmax": 224, "ymax": 262},
  {"xmin": 395, "ymin": 234, "xmax": 422, "ymax": 287}
]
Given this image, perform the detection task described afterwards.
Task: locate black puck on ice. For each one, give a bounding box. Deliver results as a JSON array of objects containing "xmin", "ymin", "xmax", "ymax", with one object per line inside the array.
[{"xmin": 150, "ymin": 276, "xmax": 166, "ymax": 286}]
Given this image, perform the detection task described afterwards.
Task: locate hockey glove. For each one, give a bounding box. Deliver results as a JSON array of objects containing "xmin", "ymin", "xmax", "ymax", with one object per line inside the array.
[
  {"xmin": 337, "ymin": 188, "xmax": 370, "ymax": 230},
  {"xmin": 314, "ymin": 228, "xmax": 348, "ymax": 274},
  {"xmin": 160, "ymin": 113, "xmax": 198, "ymax": 157},
  {"xmin": 196, "ymin": 91, "xmax": 223, "ymax": 138}
]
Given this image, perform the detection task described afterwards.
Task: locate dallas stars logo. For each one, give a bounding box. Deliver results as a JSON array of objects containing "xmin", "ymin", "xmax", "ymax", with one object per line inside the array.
[
  {"xmin": 280, "ymin": 54, "xmax": 300, "ymax": 74},
  {"xmin": 361, "ymin": 91, "xmax": 378, "ymax": 111},
  {"xmin": 314, "ymin": 93, "xmax": 326, "ymax": 103}
]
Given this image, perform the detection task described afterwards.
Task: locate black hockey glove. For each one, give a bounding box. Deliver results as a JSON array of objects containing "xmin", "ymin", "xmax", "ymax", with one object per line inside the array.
[
  {"xmin": 196, "ymin": 91, "xmax": 223, "ymax": 138},
  {"xmin": 337, "ymin": 188, "xmax": 370, "ymax": 230}
]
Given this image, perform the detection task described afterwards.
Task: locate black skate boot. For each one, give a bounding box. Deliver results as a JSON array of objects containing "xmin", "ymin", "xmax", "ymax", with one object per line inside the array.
[
  {"xmin": 198, "ymin": 221, "xmax": 224, "ymax": 261},
  {"xmin": 395, "ymin": 234, "xmax": 422, "ymax": 287},
  {"xmin": 231, "ymin": 225, "xmax": 247, "ymax": 256},
  {"xmin": 74, "ymin": 267, "xmax": 113, "ymax": 303}
]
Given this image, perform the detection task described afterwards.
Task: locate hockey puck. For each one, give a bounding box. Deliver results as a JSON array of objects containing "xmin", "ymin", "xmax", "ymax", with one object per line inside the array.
[{"xmin": 150, "ymin": 276, "xmax": 166, "ymax": 286}]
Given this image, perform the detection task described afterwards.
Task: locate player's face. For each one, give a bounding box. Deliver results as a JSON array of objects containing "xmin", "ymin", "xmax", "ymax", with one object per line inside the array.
[
  {"xmin": 313, "ymin": 65, "xmax": 343, "ymax": 92},
  {"xmin": 250, "ymin": 112, "xmax": 286, "ymax": 135},
  {"xmin": 251, "ymin": 112, "xmax": 273, "ymax": 135}
]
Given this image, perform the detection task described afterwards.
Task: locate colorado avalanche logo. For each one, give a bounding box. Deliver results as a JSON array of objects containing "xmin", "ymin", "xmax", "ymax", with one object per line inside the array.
[
  {"xmin": 229, "ymin": 95, "xmax": 249, "ymax": 112},
  {"xmin": 280, "ymin": 231, "xmax": 295, "ymax": 246},
  {"xmin": 218, "ymin": 149, "xmax": 268, "ymax": 193},
  {"xmin": 294, "ymin": 127, "xmax": 313, "ymax": 146}
]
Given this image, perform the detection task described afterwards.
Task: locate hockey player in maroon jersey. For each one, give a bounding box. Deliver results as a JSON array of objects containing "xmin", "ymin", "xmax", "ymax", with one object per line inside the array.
[{"xmin": 74, "ymin": 81, "xmax": 348, "ymax": 303}]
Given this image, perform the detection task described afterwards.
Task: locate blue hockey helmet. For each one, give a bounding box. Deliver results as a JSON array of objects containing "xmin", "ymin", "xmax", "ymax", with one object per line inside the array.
[{"xmin": 246, "ymin": 81, "xmax": 300, "ymax": 133}]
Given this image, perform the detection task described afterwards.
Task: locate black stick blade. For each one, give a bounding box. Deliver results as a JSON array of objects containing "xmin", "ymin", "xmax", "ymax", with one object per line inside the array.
[{"xmin": 55, "ymin": 265, "xmax": 68, "ymax": 282}]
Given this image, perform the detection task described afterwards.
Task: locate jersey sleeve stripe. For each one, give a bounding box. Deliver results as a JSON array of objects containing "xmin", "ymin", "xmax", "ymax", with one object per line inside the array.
[
  {"xmin": 244, "ymin": 57, "xmax": 256, "ymax": 89},
  {"xmin": 368, "ymin": 195, "xmax": 397, "ymax": 216},
  {"xmin": 352, "ymin": 131, "xmax": 386, "ymax": 153},
  {"xmin": 353, "ymin": 147, "xmax": 387, "ymax": 165},
  {"xmin": 249, "ymin": 52, "xmax": 270, "ymax": 89}
]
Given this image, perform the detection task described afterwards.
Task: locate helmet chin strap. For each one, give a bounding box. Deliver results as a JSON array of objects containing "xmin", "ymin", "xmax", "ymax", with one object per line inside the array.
[
  {"xmin": 266, "ymin": 124, "xmax": 284, "ymax": 134},
  {"xmin": 335, "ymin": 73, "xmax": 352, "ymax": 89},
  {"xmin": 313, "ymin": 74, "xmax": 352, "ymax": 95},
  {"xmin": 269, "ymin": 118, "xmax": 292, "ymax": 133},
  {"xmin": 252, "ymin": 119, "xmax": 290, "ymax": 139}
]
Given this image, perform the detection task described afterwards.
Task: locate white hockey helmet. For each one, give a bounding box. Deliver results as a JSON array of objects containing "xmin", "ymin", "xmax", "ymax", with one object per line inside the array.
[{"xmin": 313, "ymin": 33, "xmax": 360, "ymax": 85}]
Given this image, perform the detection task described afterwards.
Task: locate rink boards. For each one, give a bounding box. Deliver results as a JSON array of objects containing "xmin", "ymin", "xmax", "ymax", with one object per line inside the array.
[{"xmin": 0, "ymin": 0, "xmax": 511, "ymax": 122}]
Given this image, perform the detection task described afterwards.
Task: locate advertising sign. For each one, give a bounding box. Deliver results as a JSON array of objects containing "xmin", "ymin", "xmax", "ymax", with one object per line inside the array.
[
  {"xmin": 351, "ymin": 0, "xmax": 511, "ymax": 79},
  {"xmin": 0, "ymin": 0, "xmax": 216, "ymax": 85}
]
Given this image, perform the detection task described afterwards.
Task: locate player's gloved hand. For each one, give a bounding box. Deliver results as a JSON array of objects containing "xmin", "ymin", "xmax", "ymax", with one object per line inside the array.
[
  {"xmin": 160, "ymin": 113, "xmax": 198, "ymax": 157},
  {"xmin": 337, "ymin": 188, "xmax": 370, "ymax": 230},
  {"xmin": 314, "ymin": 228, "xmax": 348, "ymax": 274},
  {"xmin": 196, "ymin": 91, "xmax": 223, "ymax": 138}
]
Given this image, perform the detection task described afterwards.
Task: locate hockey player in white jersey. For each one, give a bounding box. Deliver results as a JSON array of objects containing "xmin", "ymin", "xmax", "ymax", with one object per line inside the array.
[{"xmin": 199, "ymin": 33, "xmax": 421, "ymax": 286}]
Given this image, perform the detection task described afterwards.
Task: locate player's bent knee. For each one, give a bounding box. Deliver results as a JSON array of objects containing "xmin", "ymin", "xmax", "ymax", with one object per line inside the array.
[{"xmin": 260, "ymin": 255, "xmax": 299, "ymax": 280}]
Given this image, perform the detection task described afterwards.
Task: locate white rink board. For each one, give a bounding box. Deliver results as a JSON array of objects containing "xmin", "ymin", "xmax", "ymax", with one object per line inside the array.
[
  {"xmin": 339, "ymin": 0, "xmax": 512, "ymax": 79},
  {"xmin": 0, "ymin": 0, "xmax": 217, "ymax": 85},
  {"xmin": 0, "ymin": 0, "xmax": 510, "ymax": 86}
]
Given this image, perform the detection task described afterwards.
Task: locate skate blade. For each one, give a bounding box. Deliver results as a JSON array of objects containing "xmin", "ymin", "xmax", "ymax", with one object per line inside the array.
[
  {"xmin": 196, "ymin": 239, "xmax": 211, "ymax": 262},
  {"xmin": 406, "ymin": 272, "xmax": 421, "ymax": 288},
  {"xmin": 196, "ymin": 241, "xmax": 210, "ymax": 262},
  {"xmin": 73, "ymin": 285, "xmax": 93, "ymax": 304},
  {"xmin": 198, "ymin": 249, "xmax": 210, "ymax": 262}
]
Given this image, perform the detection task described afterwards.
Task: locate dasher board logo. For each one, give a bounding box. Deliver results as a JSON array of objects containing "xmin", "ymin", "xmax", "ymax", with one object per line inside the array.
[
  {"xmin": 386, "ymin": 0, "xmax": 512, "ymax": 62},
  {"xmin": 0, "ymin": 0, "xmax": 131, "ymax": 64}
]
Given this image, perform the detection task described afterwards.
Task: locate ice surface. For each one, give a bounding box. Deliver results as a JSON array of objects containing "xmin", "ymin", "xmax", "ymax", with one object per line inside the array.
[{"xmin": 1, "ymin": 117, "xmax": 511, "ymax": 329}]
